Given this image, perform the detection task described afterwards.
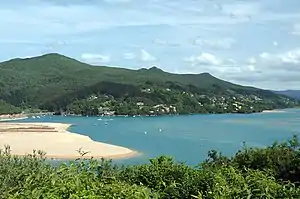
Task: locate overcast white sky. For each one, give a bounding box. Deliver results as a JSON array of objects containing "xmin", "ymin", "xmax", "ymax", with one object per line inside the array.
[{"xmin": 1, "ymin": 0, "xmax": 300, "ymax": 90}]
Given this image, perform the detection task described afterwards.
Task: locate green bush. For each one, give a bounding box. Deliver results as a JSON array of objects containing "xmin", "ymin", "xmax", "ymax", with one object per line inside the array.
[
  {"xmin": 117, "ymin": 156, "xmax": 204, "ymax": 198},
  {"xmin": 232, "ymin": 135, "xmax": 300, "ymax": 184},
  {"xmin": 117, "ymin": 156, "xmax": 300, "ymax": 199},
  {"xmin": 1, "ymin": 137, "xmax": 300, "ymax": 198},
  {"xmin": 0, "ymin": 147, "xmax": 158, "ymax": 199},
  {"xmin": 203, "ymin": 135, "xmax": 300, "ymax": 184},
  {"xmin": 193, "ymin": 166, "xmax": 300, "ymax": 198}
]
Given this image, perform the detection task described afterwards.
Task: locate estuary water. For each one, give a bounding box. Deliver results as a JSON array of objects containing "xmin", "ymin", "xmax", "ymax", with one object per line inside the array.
[{"xmin": 17, "ymin": 108, "xmax": 300, "ymax": 166}]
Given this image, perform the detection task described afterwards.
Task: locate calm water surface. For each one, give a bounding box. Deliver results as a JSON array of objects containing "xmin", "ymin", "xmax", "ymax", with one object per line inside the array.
[{"xmin": 17, "ymin": 108, "xmax": 300, "ymax": 166}]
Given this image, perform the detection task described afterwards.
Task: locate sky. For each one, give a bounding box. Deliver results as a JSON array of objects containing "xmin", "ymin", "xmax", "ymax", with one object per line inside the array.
[{"xmin": 0, "ymin": 0, "xmax": 300, "ymax": 90}]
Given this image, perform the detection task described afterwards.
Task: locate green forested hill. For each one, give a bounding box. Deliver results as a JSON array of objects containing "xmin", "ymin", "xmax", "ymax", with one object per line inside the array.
[
  {"xmin": 0, "ymin": 53, "xmax": 298, "ymax": 115},
  {"xmin": 0, "ymin": 100, "xmax": 21, "ymax": 114},
  {"xmin": 274, "ymin": 90, "xmax": 300, "ymax": 99}
]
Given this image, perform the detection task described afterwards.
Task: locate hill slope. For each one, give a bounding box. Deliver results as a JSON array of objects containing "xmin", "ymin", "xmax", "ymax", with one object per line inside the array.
[
  {"xmin": 0, "ymin": 100, "xmax": 21, "ymax": 115},
  {"xmin": 0, "ymin": 53, "xmax": 298, "ymax": 115},
  {"xmin": 273, "ymin": 90, "xmax": 300, "ymax": 99}
]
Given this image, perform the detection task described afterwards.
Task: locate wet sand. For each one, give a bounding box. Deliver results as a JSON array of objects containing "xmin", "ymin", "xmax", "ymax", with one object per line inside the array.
[
  {"xmin": 262, "ymin": 110, "xmax": 285, "ymax": 113},
  {"xmin": 0, "ymin": 122, "xmax": 138, "ymax": 160}
]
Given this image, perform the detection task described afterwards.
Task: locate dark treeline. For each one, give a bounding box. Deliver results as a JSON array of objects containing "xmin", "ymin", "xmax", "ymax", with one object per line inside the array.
[{"xmin": 41, "ymin": 81, "xmax": 143, "ymax": 111}]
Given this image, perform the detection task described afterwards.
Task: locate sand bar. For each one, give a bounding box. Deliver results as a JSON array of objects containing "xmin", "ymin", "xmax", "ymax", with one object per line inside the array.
[
  {"xmin": 0, "ymin": 122, "xmax": 138, "ymax": 160},
  {"xmin": 262, "ymin": 109, "xmax": 285, "ymax": 113}
]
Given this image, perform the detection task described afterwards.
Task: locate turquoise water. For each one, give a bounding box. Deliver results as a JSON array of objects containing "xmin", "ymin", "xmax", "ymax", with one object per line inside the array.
[{"xmin": 16, "ymin": 108, "xmax": 300, "ymax": 166}]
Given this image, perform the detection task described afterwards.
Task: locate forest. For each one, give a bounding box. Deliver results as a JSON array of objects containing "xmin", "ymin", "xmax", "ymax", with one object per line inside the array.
[
  {"xmin": 0, "ymin": 53, "xmax": 298, "ymax": 116},
  {"xmin": 0, "ymin": 100, "xmax": 21, "ymax": 115}
]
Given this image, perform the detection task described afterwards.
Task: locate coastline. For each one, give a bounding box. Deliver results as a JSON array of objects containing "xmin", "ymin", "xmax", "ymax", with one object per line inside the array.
[
  {"xmin": 0, "ymin": 114, "xmax": 28, "ymax": 122},
  {"xmin": 0, "ymin": 122, "xmax": 139, "ymax": 160},
  {"xmin": 62, "ymin": 109, "xmax": 280, "ymax": 117},
  {"xmin": 261, "ymin": 109, "xmax": 286, "ymax": 113},
  {"xmin": 0, "ymin": 117, "xmax": 28, "ymax": 122},
  {"xmin": 0, "ymin": 106, "xmax": 293, "ymax": 121}
]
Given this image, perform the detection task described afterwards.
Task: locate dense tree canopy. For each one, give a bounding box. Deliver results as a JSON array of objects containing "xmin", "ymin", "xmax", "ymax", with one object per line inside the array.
[{"xmin": 0, "ymin": 100, "xmax": 21, "ymax": 115}]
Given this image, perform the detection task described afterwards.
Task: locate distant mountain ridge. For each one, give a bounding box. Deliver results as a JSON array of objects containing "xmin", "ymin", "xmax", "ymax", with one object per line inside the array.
[
  {"xmin": 0, "ymin": 53, "xmax": 298, "ymax": 115},
  {"xmin": 273, "ymin": 90, "xmax": 300, "ymax": 99}
]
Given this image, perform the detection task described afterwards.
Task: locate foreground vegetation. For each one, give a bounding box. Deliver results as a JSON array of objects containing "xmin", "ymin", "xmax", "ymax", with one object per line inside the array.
[
  {"xmin": 0, "ymin": 53, "xmax": 299, "ymax": 116},
  {"xmin": 2, "ymin": 136, "xmax": 300, "ymax": 198}
]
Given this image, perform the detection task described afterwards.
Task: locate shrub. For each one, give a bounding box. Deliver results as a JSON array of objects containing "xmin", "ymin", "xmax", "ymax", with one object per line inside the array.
[{"xmin": 1, "ymin": 136, "xmax": 300, "ymax": 198}]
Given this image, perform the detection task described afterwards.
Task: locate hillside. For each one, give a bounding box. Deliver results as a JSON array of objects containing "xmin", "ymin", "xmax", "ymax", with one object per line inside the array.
[
  {"xmin": 0, "ymin": 100, "xmax": 21, "ymax": 115},
  {"xmin": 0, "ymin": 53, "xmax": 298, "ymax": 115},
  {"xmin": 273, "ymin": 90, "xmax": 300, "ymax": 99}
]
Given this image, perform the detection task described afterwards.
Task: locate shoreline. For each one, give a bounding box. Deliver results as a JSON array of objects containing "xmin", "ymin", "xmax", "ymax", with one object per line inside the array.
[
  {"xmin": 0, "ymin": 112, "xmax": 54, "ymax": 122},
  {"xmin": 261, "ymin": 109, "xmax": 286, "ymax": 113},
  {"xmin": 61, "ymin": 107, "xmax": 299, "ymax": 117},
  {"xmin": 0, "ymin": 113, "xmax": 29, "ymax": 122},
  {"xmin": 0, "ymin": 122, "xmax": 139, "ymax": 160},
  {"xmin": 0, "ymin": 107, "xmax": 295, "ymax": 122},
  {"xmin": 0, "ymin": 117, "xmax": 28, "ymax": 122}
]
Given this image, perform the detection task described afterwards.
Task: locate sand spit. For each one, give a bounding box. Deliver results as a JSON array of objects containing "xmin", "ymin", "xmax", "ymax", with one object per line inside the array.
[
  {"xmin": 262, "ymin": 110, "xmax": 285, "ymax": 113},
  {"xmin": 0, "ymin": 122, "xmax": 138, "ymax": 160}
]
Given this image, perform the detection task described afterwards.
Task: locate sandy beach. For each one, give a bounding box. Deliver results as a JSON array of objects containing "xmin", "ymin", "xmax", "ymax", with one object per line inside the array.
[
  {"xmin": 262, "ymin": 109, "xmax": 285, "ymax": 113},
  {"xmin": 0, "ymin": 114, "xmax": 28, "ymax": 121},
  {"xmin": 0, "ymin": 122, "xmax": 138, "ymax": 160}
]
